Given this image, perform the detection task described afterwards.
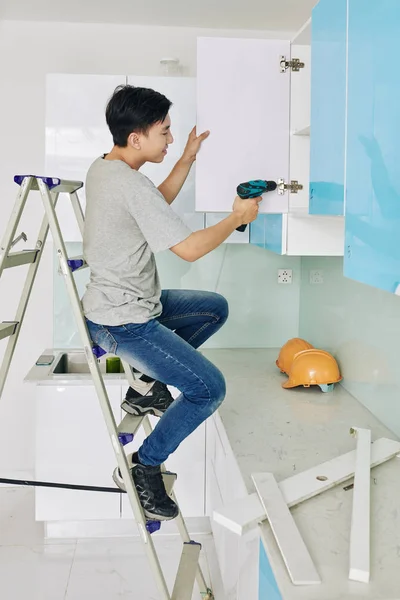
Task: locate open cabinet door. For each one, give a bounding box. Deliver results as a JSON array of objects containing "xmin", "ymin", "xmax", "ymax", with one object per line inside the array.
[{"xmin": 196, "ymin": 37, "xmax": 290, "ymax": 214}]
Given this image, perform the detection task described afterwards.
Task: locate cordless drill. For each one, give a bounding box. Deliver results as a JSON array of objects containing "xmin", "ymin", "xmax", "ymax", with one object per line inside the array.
[{"xmin": 235, "ymin": 180, "xmax": 277, "ymax": 232}]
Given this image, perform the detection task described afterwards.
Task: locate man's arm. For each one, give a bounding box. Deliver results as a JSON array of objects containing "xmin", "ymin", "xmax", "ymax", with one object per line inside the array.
[
  {"xmin": 158, "ymin": 127, "xmax": 210, "ymax": 205},
  {"xmin": 157, "ymin": 158, "xmax": 193, "ymax": 205},
  {"xmin": 170, "ymin": 196, "xmax": 262, "ymax": 262}
]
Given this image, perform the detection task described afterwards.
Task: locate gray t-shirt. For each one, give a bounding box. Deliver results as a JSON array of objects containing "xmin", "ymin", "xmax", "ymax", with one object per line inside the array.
[{"xmin": 81, "ymin": 156, "xmax": 192, "ymax": 325}]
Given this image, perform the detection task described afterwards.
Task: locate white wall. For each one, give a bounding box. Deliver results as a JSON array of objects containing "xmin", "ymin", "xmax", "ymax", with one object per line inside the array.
[{"xmin": 0, "ymin": 19, "xmax": 293, "ymax": 478}]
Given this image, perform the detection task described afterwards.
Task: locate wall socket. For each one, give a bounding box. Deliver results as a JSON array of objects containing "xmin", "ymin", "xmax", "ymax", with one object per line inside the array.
[
  {"xmin": 278, "ymin": 269, "xmax": 293, "ymax": 284},
  {"xmin": 310, "ymin": 269, "xmax": 324, "ymax": 284}
]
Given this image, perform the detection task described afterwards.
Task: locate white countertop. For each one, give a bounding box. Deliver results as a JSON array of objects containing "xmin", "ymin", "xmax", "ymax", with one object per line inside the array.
[
  {"xmin": 24, "ymin": 348, "xmax": 130, "ymax": 386},
  {"xmin": 202, "ymin": 348, "xmax": 400, "ymax": 600}
]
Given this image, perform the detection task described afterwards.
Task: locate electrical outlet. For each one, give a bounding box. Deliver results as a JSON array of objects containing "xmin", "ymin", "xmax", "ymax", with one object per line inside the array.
[
  {"xmin": 310, "ymin": 269, "xmax": 324, "ymax": 284},
  {"xmin": 278, "ymin": 269, "xmax": 293, "ymax": 284}
]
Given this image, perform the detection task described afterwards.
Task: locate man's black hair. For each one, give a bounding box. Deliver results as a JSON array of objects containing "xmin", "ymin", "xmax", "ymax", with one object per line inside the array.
[{"xmin": 106, "ymin": 85, "xmax": 172, "ymax": 147}]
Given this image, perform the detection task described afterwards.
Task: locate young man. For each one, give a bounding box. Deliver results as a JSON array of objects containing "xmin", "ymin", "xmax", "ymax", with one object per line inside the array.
[{"xmin": 82, "ymin": 85, "xmax": 261, "ymax": 521}]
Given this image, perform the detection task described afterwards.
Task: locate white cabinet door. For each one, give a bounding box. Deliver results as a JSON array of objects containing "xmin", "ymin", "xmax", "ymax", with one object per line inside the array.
[
  {"xmin": 196, "ymin": 37, "xmax": 290, "ymax": 214},
  {"xmin": 46, "ymin": 74, "xmax": 126, "ymax": 241},
  {"xmin": 35, "ymin": 384, "xmax": 122, "ymax": 521},
  {"xmin": 127, "ymin": 76, "xmax": 204, "ymax": 232},
  {"xmin": 122, "ymin": 388, "xmax": 206, "ymax": 518}
]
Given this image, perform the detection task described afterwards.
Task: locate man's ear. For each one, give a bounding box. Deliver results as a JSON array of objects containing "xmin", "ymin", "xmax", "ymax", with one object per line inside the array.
[{"xmin": 128, "ymin": 132, "xmax": 141, "ymax": 150}]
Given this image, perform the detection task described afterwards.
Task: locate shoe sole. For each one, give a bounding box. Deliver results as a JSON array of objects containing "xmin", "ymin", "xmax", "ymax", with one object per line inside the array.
[
  {"xmin": 112, "ymin": 468, "xmax": 179, "ymax": 521},
  {"xmin": 121, "ymin": 400, "xmax": 163, "ymax": 418}
]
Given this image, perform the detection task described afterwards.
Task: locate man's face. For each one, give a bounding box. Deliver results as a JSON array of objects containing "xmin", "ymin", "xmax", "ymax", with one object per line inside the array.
[{"xmin": 140, "ymin": 114, "xmax": 174, "ymax": 163}]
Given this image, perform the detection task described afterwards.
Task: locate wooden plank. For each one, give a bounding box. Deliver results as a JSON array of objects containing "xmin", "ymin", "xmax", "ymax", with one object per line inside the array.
[
  {"xmin": 253, "ymin": 472, "xmax": 320, "ymax": 585},
  {"xmin": 349, "ymin": 427, "xmax": 371, "ymax": 583},
  {"xmin": 213, "ymin": 437, "xmax": 400, "ymax": 535}
]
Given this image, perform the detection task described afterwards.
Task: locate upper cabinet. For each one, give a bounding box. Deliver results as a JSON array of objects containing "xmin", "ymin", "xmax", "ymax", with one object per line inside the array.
[
  {"xmin": 344, "ymin": 0, "xmax": 400, "ymax": 294},
  {"xmin": 127, "ymin": 76, "xmax": 204, "ymax": 233},
  {"xmin": 196, "ymin": 25, "xmax": 345, "ymax": 256},
  {"xmin": 196, "ymin": 37, "xmax": 291, "ymax": 215},
  {"xmin": 46, "ymin": 75, "xmax": 205, "ymax": 240},
  {"xmin": 46, "ymin": 74, "xmax": 125, "ymax": 241},
  {"xmin": 309, "ymin": 0, "xmax": 347, "ymax": 216}
]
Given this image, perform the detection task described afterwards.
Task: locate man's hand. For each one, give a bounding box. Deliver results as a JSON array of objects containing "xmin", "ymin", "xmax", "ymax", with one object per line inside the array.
[
  {"xmin": 232, "ymin": 195, "xmax": 263, "ymax": 225},
  {"xmin": 181, "ymin": 126, "xmax": 210, "ymax": 165}
]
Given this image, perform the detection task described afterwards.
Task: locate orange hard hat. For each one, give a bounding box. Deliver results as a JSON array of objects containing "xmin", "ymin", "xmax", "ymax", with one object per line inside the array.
[
  {"xmin": 282, "ymin": 349, "xmax": 342, "ymax": 392},
  {"xmin": 276, "ymin": 338, "xmax": 314, "ymax": 375}
]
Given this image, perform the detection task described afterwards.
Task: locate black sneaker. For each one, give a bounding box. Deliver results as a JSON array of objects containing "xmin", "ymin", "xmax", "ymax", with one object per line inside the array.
[
  {"xmin": 121, "ymin": 381, "xmax": 175, "ymax": 417},
  {"xmin": 113, "ymin": 455, "xmax": 179, "ymax": 521}
]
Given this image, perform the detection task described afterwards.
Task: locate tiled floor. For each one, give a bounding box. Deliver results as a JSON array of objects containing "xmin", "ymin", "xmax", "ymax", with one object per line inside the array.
[{"xmin": 0, "ymin": 486, "xmax": 223, "ymax": 600}]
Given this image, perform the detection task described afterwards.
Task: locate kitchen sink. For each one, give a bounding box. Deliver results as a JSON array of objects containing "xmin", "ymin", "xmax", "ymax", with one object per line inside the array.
[{"xmin": 51, "ymin": 352, "xmax": 124, "ymax": 375}]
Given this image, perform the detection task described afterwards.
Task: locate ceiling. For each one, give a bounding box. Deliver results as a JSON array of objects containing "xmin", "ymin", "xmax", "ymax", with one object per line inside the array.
[{"xmin": 0, "ymin": 0, "xmax": 317, "ymax": 31}]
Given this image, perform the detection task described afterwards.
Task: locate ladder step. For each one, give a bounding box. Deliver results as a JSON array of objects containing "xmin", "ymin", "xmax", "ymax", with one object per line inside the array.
[
  {"xmin": 118, "ymin": 413, "xmax": 145, "ymax": 436},
  {"xmin": 4, "ymin": 250, "xmax": 39, "ymax": 269},
  {"xmin": 14, "ymin": 175, "xmax": 83, "ymax": 194},
  {"xmin": 0, "ymin": 322, "xmax": 18, "ymax": 341},
  {"xmin": 171, "ymin": 541, "xmax": 202, "ymax": 600}
]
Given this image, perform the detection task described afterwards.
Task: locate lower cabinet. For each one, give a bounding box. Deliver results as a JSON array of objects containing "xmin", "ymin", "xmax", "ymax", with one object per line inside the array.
[
  {"xmin": 35, "ymin": 384, "xmax": 206, "ymax": 523},
  {"xmin": 206, "ymin": 412, "xmax": 259, "ymax": 600},
  {"xmin": 35, "ymin": 384, "xmax": 122, "ymax": 521}
]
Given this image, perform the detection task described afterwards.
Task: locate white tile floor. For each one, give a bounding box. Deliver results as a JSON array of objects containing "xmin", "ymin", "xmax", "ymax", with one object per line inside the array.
[{"xmin": 0, "ymin": 486, "xmax": 224, "ymax": 600}]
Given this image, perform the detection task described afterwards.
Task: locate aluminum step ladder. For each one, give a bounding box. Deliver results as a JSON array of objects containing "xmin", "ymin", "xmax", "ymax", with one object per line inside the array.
[{"xmin": 0, "ymin": 175, "xmax": 214, "ymax": 600}]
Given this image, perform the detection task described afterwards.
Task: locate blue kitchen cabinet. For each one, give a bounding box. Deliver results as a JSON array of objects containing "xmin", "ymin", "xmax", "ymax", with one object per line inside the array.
[
  {"xmin": 259, "ymin": 540, "xmax": 282, "ymax": 600},
  {"xmin": 250, "ymin": 215, "xmax": 285, "ymax": 255},
  {"xmin": 344, "ymin": 0, "xmax": 400, "ymax": 294},
  {"xmin": 309, "ymin": 0, "xmax": 347, "ymax": 216},
  {"xmin": 250, "ymin": 215, "xmax": 266, "ymax": 249},
  {"xmin": 264, "ymin": 215, "xmax": 285, "ymax": 255}
]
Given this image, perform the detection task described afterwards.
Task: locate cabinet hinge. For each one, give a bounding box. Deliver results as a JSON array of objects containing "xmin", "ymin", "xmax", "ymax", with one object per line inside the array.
[
  {"xmin": 280, "ymin": 56, "xmax": 305, "ymax": 73},
  {"xmin": 278, "ymin": 179, "xmax": 304, "ymax": 195}
]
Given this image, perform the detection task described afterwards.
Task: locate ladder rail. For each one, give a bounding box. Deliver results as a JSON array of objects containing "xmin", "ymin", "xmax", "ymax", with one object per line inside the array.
[
  {"xmin": 70, "ymin": 191, "xmax": 85, "ymax": 237},
  {"xmin": 0, "ymin": 189, "xmax": 60, "ymax": 398},
  {"xmin": 37, "ymin": 178, "xmax": 172, "ymax": 600},
  {"xmin": 0, "ymin": 177, "xmax": 32, "ymax": 279},
  {"xmin": 141, "ymin": 416, "xmax": 211, "ymax": 595}
]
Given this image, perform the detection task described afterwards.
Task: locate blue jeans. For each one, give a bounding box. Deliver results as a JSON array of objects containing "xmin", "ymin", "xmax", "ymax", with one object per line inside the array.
[{"xmin": 86, "ymin": 290, "xmax": 229, "ymax": 465}]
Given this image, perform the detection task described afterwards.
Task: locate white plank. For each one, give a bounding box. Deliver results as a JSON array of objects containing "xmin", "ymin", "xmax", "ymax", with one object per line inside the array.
[
  {"xmin": 213, "ymin": 437, "xmax": 400, "ymax": 535},
  {"xmin": 280, "ymin": 436, "xmax": 397, "ymax": 507},
  {"xmin": 196, "ymin": 37, "xmax": 290, "ymax": 214},
  {"xmin": 253, "ymin": 472, "xmax": 320, "ymax": 586},
  {"xmin": 212, "ymin": 492, "xmax": 265, "ymax": 536},
  {"xmin": 349, "ymin": 427, "xmax": 371, "ymax": 583}
]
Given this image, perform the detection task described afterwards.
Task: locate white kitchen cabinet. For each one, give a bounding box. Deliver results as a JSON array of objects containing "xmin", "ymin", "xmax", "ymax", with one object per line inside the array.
[
  {"xmin": 36, "ymin": 383, "xmax": 207, "ymax": 523},
  {"xmin": 205, "ymin": 414, "xmax": 258, "ymax": 600},
  {"xmin": 196, "ymin": 37, "xmax": 290, "ymax": 216},
  {"xmin": 35, "ymin": 384, "xmax": 122, "ymax": 521},
  {"xmin": 196, "ymin": 26, "xmax": 344, "ymax": 256},
  {"xmin": 46, "ymin": 74, "xmax": 205, "ymax": 241},
  {"xmin": 126, "ymin": 75, "xmax": 205, "ymax": 233},
  {"xmin": 45, "ymin": 74, "xmax": 126, "ymax": 241}
]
